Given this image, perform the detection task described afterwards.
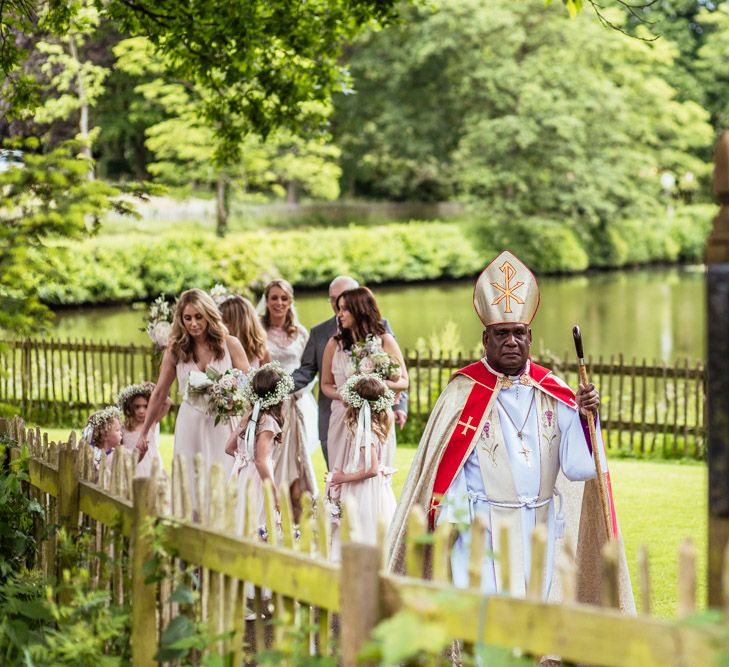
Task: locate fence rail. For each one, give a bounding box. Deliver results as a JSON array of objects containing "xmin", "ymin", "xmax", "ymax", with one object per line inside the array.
[
  {"xmin": 0, "ymin": 338, "xmax": 706, "ymax": 457},
  {"xmin": 2, "ymin": 415, "xmax": 726, "ymax": 666}
]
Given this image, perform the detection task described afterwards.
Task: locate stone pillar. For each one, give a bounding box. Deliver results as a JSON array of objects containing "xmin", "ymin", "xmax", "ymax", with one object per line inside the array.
[{"xmin": 707, "ymin": 131, "xmax": 729, "ymax": 606}]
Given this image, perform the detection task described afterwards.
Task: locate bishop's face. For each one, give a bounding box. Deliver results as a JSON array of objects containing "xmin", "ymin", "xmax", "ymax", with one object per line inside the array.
[{"xmin": 483, "ymin": 323, "xmax": 532, "ymax": 376}]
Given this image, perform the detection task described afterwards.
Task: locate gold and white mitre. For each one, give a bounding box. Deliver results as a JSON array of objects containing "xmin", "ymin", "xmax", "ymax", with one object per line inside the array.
[{"xmin": 473, "ymin": 250, "xmax": 540, "ymax": 326}]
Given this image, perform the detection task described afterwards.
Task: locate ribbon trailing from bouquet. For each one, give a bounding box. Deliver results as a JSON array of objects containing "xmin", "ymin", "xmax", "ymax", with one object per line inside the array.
[
  {"xmin": 244, "ymin": 400, "xmax": 262, "ymax": 459},
  {"xmin": 346, "ymin": 402, "xmax": 373, "ymax": 474}
]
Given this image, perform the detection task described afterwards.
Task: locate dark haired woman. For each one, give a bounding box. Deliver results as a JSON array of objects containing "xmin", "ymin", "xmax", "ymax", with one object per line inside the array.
[
  {"xmin": 321, "ymin": 287, "xmax": 409, "ymax": 485},
  {"xmin": 137, "ymin": 288, "xmax": 250, "ymax": 514}
]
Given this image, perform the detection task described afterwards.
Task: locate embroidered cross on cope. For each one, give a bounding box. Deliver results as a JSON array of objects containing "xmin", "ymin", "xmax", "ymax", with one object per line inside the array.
[{"xmin": 457, "ymin": 416, "xmax": 478, "ymax": 436}]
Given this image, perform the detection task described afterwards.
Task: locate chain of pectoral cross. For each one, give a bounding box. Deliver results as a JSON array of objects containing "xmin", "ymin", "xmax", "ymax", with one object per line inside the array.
[{"xmin": 496, "ymin": 391, "xmax": 536, "ymax": 465}]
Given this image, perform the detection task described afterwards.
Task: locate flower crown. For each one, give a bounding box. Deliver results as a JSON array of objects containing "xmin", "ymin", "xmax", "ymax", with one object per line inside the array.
[
  {"xmin": 242, "ymin": 361, "xmax": 294, "ymax": 409},
  {"xmin": 83, "ymin": 406, "xmax": 122, "ymax": 446},
  {"xmin": 340, "ymin": 373, "xmax": 395, "ymax": 413},
  {"xmin": 116, "ymin": 383, "xmax": 154, "ymax": 411}
]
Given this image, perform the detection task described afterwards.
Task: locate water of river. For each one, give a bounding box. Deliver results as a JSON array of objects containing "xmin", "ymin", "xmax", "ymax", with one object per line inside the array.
[{"xmin": 51, "ymin": 266, "xmax": 706, "ymax": 363}]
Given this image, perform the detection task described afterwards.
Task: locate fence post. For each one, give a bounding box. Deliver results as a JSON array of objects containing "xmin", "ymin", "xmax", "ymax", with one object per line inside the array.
[
  {"xmin": 57, "ymin": 441, "xmax": 80, "ymax": 590},
  {"xmin": 707, "ymin": 130, "xmax": 729, "ymax": 606},
  {"xmin": 131, "ymin": 477, "xmax": 158, "ymax": 666},
  {"xmin": 341, "ymin": 542, "xmax": 381, "ymax": 667}
]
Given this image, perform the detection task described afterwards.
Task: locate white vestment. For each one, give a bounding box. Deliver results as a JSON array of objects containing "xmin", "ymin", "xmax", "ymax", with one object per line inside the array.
[{"xmin": 438, "ymin": 363, "xmax": 605, "ymax": 598}]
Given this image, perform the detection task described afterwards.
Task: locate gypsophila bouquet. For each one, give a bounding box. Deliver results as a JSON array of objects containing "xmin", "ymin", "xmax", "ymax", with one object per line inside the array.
[
  {"xmin": 348, "ymin": 334, "xmax": 401, "ymax": 381},
  {"xmin": 143, "ymin": 294, "xmax": 175, "ymax": 349},
  {"xmin": 208, "ymin": 368, "xmax": 249, "ymax": 425}
]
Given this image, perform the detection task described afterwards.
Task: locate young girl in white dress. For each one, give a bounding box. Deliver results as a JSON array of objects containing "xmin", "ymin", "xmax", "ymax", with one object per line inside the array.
[
  {"xmin": 259, "ymin": 279, "xmax": 318, "ymax": 523},
  {"xmin": 326, "ymin": 374, "xmax": 397, "ymax": 551},
  {"xmin": 117, "ymin": 382, "xmax": 170, "ymax": 478},
  {"xmin": 225, "ymin": 362, "xmax": 294, "ymax": 537},
  {"xmin": 219, "ymin": 295, "xmax": 271, "ymax": 371},
  {"xmin": 83, "ymin": 406, "xmax": 123, "ymax": 485}
]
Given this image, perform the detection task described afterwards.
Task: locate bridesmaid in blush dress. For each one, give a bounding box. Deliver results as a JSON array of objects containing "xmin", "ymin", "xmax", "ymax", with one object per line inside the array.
[
  {"xmin": 321, "ymin": 287, "xmax": 409, "ymax": 514},
  {"xmin": 260, "ymin": 279, "xmax": 318, "ymax": 523},
  {"xmin": 137, "ymin": 288, "xmax": 250, "ymax": 516}
]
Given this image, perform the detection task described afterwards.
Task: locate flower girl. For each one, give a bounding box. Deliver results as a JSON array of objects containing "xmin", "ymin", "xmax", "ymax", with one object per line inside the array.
[
  {"xmin": 225, "ymin": 362, "xmax": 294, "ymax": 537},
  {"xmin": 327, "ymin": 373, "xmax": 397, "ymax": 548},
  {"xmin": 117, "ymin": 382, "xmax": 170, "ymax": 478},
  {"xmin": 83, "ymin": 406, "xmax": 123, "ymax": 484}
]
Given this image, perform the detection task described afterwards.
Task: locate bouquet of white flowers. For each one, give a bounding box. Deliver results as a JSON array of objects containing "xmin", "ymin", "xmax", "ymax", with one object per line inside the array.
[
  {"xmin": 348, "ymin": 334, "xmax": 401, "ymax": 381},
  {"xmin": 208, "ymin": 368, "xmax": 249, "ymax": 425},
  {"xmin": 143, "ymin": 295, "xmax": 175, "ymax": 349}
]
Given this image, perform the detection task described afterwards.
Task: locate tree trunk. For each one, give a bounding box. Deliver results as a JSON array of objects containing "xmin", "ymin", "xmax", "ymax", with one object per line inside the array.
[
  {"xmin": 286, "ymin": 180, "xmax": 297, "ymax": 204},
  {"xmin": 68, "ymin": 35, "xmax": 93, "ymax": 177},
  {"xmin": 216, "ymin": 173, "xmax": 229, "ymax": 237}
]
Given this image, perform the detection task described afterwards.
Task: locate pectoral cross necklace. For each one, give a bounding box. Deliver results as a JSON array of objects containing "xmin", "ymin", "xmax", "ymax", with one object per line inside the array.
[{"xmin": 497, "ymin": 391, "xmax": 536, "ymax": 465}]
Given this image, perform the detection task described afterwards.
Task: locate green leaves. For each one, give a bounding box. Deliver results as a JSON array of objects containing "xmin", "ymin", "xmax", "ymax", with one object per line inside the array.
[
  {"xmin": 0, "ymin": 440, "xmax": 43, "ymax": 579},
  {"xmin": 103, "ymin": 0, "xmax": 401, "ymax": 163},
  {"xmin": 0, "ymin": 139, "xmax": 142, "ymax": 336},
  {"xmin": 334, "ymin": 0, "xmax": 714, "ymax": 268}
]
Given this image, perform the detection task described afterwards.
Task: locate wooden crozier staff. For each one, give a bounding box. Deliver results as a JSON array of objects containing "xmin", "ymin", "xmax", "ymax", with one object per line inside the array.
[{"xmin": 573, "ymin": 325, "xmax": 613, "ymax": 543}]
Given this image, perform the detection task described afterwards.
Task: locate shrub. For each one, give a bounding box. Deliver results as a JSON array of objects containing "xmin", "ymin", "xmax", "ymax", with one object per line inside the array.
[
  {"xmin": 30, "ymin": 221, "xmax": 484, "ymax": 306},
  {"xmin": 480, "ymin": 217, "xmax": 590, "ymax": 274},
  {"xmin": 670, "ymin": 204, "xmax": 715, "ymax": 262},
  {"xmin": 27, "ymin": 208, "xmax": 714, "ymax": 309}
]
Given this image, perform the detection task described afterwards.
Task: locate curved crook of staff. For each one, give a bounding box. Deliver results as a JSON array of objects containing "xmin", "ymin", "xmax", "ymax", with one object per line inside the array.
[{"xmin": 573, "ymin": 325, "xmax": 613, "ymax": 543}]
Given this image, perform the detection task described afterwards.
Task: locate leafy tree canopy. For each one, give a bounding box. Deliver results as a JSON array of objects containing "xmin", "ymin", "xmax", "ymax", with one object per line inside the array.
[
  {"xmin": 333, "ymin": 0, "xmax": 713, "ymax": 246},
  {"xmin": 2, "ymin": 0, "xmax": 403, "ymax": 163}
]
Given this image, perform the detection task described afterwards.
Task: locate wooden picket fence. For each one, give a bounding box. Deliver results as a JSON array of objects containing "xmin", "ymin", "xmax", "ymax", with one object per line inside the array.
[
  {"xmin": 3, "ymin": 414, "xmax": 728, "ymax": 666},
  {"xmin": 0, "ymin": 338, "xmax": 706, "ymax": 457}
]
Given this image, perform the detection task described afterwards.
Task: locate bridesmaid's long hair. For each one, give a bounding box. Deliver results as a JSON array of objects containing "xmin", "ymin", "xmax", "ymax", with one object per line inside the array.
[
  {"xmin": 169, "ymin": 289, "xmax": 228, "ymax": 363},
  {"xmin": 261, "ymin": 279, "xmax": 298, "ymax": 337},
  {"xmin": 220, "ymin": 296, "xmax": 268, "ymax": 363},
  {"xmin": 335, "ymin": 287, "xmax": 386, "ymax": 351}
]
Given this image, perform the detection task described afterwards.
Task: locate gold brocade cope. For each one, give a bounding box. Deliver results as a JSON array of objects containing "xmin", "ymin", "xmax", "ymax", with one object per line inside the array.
[{"xmin": 473, "ymin": 250, "xmax": 540, "ymax": 327}]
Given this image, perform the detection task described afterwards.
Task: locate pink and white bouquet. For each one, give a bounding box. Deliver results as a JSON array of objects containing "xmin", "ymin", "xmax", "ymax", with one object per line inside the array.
[
  {"xmin": 184, "ymin": 367, "xmax": 249, "ymax": 423},
  {"xmin": 143, "ymin": 294, "xmax": 175, "ymax": 349},
  {"xmin": 348, "ymin": 334, "xmax": 401, "ymax": 381},
  {"xmin": 208, "ymin": 368, "xmax": 249, "ymax": 425}
]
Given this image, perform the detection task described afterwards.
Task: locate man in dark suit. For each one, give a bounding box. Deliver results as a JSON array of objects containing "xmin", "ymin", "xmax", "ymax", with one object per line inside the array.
[{"xmin": 292, "ymin": 275, "xmax": 408, "ymax": 468}]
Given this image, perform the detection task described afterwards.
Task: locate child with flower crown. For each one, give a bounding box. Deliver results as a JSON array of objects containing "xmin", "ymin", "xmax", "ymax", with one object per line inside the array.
[
  {"xmin": 83, "ymin": 406, "xmax": 123, "ymax": 484},
  {"xmin": 327, "ymin": 373, "xmax": 397, "ymax": 551},
  {"xmin": 225, "ymin": 362, "xmax": 294, "ymax": 537},
  {"xmin": 117, "ymin": 382, "xmax": 170, "ymax": 478}
]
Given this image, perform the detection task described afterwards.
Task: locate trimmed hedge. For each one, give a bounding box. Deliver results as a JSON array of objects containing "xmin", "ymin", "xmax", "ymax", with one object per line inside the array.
[
  {"xmin": 30, "ymin": 206, "xmax": 714, "ymax": 307},
  {"xmin": 33, "ymin": 222, "xmax": 484, "ymax": 305}
]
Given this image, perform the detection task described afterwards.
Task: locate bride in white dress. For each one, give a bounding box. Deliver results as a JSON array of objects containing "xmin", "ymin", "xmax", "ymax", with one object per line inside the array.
[{"xmin": 260, "ymin": 279, "xmax": 319, "ymax": 522}]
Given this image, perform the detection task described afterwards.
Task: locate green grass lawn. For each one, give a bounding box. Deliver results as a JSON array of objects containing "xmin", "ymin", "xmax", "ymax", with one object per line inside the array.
[{"xmin": 41, "ymin": 427, "xmax": 706, "ymax": 618}]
